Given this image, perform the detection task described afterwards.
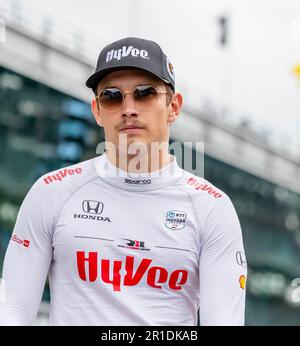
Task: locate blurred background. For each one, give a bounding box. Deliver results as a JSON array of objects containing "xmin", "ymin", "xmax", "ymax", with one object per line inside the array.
[{"xmin": 0, "ymin": 0, "xmax": 300, "ymax": 326}]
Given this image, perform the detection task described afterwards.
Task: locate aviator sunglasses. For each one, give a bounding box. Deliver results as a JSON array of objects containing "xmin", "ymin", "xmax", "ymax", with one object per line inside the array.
[{"xmin": 95, "ymin": 84, "xmax": 170, "ymax": 112}]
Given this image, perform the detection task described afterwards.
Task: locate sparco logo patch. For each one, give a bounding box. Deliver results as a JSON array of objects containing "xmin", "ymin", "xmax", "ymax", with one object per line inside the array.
[
  {"xmin": 43, "ymin": 167, "xmax": 82, "ymax": 185},
  {"xmin": 124, "ymin": 178, "xmax": 151, "ymax": 185},
  {"xmin": 106, "ymin": 46, "xmax": 150, "ymax": 62},
  {"xmin": 186, "ymin": 177, "xmax": 223, "ymax": 198},
  {"xmin": 77, "ymin": 251, "xmax": 188, "ymax": 292},
  {"xmin": 11, "ymin": 235, "xmax": 30, "ymax": 248}
]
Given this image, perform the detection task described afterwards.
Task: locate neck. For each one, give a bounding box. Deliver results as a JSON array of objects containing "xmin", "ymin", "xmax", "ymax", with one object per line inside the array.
[
  {"xmin": 106, "ymin": 147, "xmax": 171, "ymax": 173},
  {"xmin": 94, "ymin": 152, "xmax": 183, "ymax": 192}
]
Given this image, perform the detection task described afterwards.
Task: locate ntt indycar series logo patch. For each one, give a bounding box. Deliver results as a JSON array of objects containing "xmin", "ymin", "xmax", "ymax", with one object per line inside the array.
[{"xmin": 165, "ymin": 210, "xmax": 187, "ymax": 230}]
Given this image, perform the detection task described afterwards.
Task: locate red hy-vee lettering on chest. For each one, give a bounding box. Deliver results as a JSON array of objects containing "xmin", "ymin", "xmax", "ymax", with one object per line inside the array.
[{"xmin": 76, "ymin": 251, "xmax": 188, "ymax": 292}]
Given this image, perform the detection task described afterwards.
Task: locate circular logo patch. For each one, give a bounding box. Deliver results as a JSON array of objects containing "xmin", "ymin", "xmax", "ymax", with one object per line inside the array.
[{"xmin": 166, "ymin": 56, "xmax": 175, "ymax": 81}]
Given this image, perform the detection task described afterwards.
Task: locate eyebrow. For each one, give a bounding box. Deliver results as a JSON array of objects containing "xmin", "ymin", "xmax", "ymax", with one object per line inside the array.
[
  {"xmin": 100, "ymin": 83, "xmax": 157, "ymax": 90},
  {"xmin": 101, "ymin": 85, "xmax": 118, "ymax": 89}
]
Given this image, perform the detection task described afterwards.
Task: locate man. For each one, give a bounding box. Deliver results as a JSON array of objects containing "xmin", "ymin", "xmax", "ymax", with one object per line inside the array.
[{"xmin": 0, "ymin": 37, "xmax": 247, "ymax": 326}]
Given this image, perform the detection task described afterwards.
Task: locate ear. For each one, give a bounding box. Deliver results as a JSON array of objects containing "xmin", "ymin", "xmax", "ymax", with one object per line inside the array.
[
  {"xmin": 91, "ymin": 98, "xmax": 104, "ymax": 127},
  {"xmin": 167, "ymin": 92, "xmax": 183, "ymax": 124}
]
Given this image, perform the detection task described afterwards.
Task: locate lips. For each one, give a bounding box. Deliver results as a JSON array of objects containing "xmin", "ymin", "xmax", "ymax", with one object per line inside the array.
[{"xmin": 119, "ymin": 124, "xmax": 144, "ymax": 132}]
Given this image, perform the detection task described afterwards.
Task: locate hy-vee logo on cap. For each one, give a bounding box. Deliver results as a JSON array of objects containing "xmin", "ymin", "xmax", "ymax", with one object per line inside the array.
[{"xmin": 106, "ymin": 46, "xmax": 150, "ymax": 62}]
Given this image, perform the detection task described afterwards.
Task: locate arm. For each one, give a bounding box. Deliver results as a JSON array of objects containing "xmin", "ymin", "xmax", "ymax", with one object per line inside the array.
[
  {"xmin": 0, "ymin": 180, "xmax": 53, "ymax": 325},
  {"xmin": 198, "ymin": 195, "xmax": 247, "ymax": 326}
]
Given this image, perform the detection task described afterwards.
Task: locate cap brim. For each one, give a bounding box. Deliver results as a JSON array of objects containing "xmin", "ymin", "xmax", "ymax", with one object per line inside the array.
[{"xmin": 85, "ymin": 65, "xmax": 171, "ymax": 91}]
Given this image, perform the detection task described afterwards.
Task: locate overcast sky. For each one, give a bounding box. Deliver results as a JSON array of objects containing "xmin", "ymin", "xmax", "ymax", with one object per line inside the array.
[{"xmin": 16, "ymin": 0, "xmax": 300, "ymax": 156}]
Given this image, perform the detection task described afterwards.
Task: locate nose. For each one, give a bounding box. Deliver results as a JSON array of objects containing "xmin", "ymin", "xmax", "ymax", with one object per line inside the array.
[{"xmin": 121, "ymin": 93, "xmax": 138, "ymax": 118}]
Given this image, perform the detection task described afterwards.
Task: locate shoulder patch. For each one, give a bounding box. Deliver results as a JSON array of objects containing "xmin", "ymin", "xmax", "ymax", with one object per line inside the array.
[
  {"xmin": 186, "ymin": 177, "xmax": 223, "ymax": 199},
  {"xmin": 43, "ymin": 167, "xmax": 83, "ymax": 185}
]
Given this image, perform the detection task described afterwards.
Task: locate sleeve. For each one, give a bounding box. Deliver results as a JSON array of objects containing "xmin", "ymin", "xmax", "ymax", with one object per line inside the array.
[
  {"xmin": 198, "ymin": 194, "xmax": 247, "ymax": 326},
  {"xmin": 0, "ymin": 179, "xmax": 55, "ymax": 325}
]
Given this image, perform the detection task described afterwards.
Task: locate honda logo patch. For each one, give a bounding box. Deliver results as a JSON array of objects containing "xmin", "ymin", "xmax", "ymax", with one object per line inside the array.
[{"xmin": 82, "ymin": 200, "xmax": 104, "ymax": 215}]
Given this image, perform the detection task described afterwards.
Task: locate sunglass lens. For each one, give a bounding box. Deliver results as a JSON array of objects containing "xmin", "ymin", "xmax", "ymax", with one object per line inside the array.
[
  {"xmin": 133, "ymin": 86, "xmax": 158, "ymax": 104},
  {"xmin": 99, "ymin": 88, "xmax": 123, "ymax": 111}
]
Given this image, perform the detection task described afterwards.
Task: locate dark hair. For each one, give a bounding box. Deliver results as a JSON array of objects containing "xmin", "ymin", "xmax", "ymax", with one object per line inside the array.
[{"xmin": 165, "ymin": 84, "xmax": 174, "ymax": 106}]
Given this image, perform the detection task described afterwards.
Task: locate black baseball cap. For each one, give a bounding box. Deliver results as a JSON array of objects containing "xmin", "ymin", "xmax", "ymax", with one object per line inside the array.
[{"xmin": 86, "ymin": 37, "xmax": 175, "ymax": 92}]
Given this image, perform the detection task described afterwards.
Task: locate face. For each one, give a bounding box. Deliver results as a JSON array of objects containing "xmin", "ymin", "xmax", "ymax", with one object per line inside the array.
[{"xmin": 91, "ymin": 69, "xmax": 183, "ymax": 156}]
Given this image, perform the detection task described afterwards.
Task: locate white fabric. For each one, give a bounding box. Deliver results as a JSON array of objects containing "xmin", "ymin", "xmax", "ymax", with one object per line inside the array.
[{"xmin": 0, "ymin": 154, "xmax": 247, "ymax": 325}]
